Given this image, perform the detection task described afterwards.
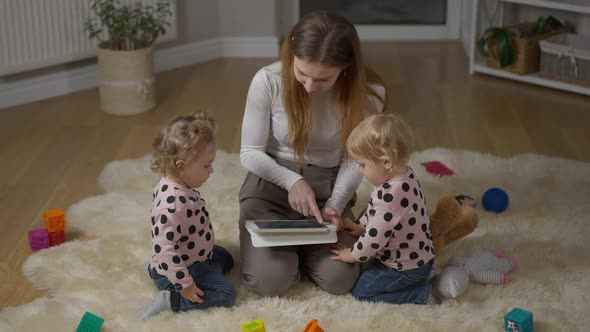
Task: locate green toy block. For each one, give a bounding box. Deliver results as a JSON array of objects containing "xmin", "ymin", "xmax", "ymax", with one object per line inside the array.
[
  {"xmin": 242, "ymin": 318, "xmax": 266, "ymax": 332},
  {"xmin": 76, "ymin": 311, "xmax": 104, "ymax": 332}
]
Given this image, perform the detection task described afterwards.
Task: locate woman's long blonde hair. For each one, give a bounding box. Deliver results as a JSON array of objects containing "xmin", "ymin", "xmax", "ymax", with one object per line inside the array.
[{"xmin": 281, "ymin": 11, "xmax": 388, "ymax": 161}]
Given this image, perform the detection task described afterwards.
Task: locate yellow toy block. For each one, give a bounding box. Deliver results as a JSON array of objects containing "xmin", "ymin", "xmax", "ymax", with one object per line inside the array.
[
  {"xmin": 44, "ymin": 209, "xmax": 66, "ymax": 232},
  {"xmin": 242, "ymin": 319, "xmax": 265, "ymax": 332}
]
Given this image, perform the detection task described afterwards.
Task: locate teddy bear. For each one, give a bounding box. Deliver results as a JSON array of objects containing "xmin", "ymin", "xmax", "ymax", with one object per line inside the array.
[
  {"xmin": 429, "ymin": 195, "xmax": 479, "ymax": 253},
  {"xmin": 435, "ymin": 249, "xmax": 519, "ymax": 298}
]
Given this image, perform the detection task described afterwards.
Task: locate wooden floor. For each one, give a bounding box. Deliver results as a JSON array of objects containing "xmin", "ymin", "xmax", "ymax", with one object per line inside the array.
[{"xmin": 1, "ymin": 42, "xmax": 589, "ymax": 307}]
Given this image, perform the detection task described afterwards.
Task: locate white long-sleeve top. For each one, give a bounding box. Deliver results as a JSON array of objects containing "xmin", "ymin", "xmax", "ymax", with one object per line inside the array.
[{"xmin": 240, "ymin": 62, "xmax": 385, "ymax": 214}]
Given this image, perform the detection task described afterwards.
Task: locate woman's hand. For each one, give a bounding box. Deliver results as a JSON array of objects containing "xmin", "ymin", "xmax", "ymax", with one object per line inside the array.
[
  {"xmin": 288, "ymin": 179, "xmax": 323, "ymax": 222},
  {"xmin": 179, "ymin": 283, "xmax": 205, "ymax": 303},
  {"xmin": 322, "ymin": 207, "xmax": 343, "ymax": 231},
  {"xmin": 329, "ymin": 242, "xmax": 357, "ymax": 264},
  {"xmin": 343, "ymin": 219, "xmax": 365, "ymax": 237}
]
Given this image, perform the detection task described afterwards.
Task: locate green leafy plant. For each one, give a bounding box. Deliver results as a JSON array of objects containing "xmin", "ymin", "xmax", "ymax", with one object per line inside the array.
[
  {"xmin": 477, "ymin": 27, "xmax": 515, "ymax": 67},
  {"xmin": 477, "ymin": 16, "xmax": 564, "ymax": 68},
  {"xmin": 536, "ymin": 15, "xmax": 563, "ymax": 35},
  {"xmin": 85, "ymin": 0, "xmax": 172, "ymax": 50}
]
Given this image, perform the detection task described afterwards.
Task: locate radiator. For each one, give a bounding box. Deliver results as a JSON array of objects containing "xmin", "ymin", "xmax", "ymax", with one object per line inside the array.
[{"xmin": 0, "ymin": 0, "xmax": 177, "ymax": 76}]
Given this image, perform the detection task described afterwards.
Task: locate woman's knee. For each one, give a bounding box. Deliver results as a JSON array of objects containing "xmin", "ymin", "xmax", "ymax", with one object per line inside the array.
[
  {"xmin": 312, "ymin": 264, "xmax": 360, "ymax": 295},
  {"xmin": 316, "ymin": 276, "xmax": 356, "ymax": 295},
  {"xmin": 241, "ymin": 268, "xmax": 300, "ymax": 297}
]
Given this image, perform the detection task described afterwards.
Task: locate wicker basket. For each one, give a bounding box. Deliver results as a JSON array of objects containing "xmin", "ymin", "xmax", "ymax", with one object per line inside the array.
[
  {"xmin": 540, "ymin": 34, "xmax": 590, "ymax": 87},
  {"xmin": 487, "ymin": 22, "xmax": 564, "ymax": 75},
  {"xmin": 98, "ymin": 46, "xmax": 156, "ymax": 116}
]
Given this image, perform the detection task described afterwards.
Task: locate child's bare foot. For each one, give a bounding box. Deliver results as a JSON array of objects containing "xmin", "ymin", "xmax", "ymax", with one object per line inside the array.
[{"xmin": 454, "ymin": 195, "xmax": 476, "ymax": 207}]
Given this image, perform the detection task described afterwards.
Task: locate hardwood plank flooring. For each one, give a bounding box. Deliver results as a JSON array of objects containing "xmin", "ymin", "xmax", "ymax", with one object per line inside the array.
[{"xmin": 1, "ymin": 42, "xmax": 588, "ymax": 307}]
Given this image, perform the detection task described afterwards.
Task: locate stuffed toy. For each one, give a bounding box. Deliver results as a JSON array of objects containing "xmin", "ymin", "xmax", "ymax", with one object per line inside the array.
[
  {"xmin": 429, "ymin": 195, "xmax": 479, "ymax": 253},
  {"xmin": 435, "ymin": 249, "xmax": 518, "ymax": 298}
]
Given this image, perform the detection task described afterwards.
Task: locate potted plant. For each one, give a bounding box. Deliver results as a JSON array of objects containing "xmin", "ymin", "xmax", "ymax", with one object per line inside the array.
[
  {"xmin": 477, "ymin": 16, "xmax": 564, "ymax": 75},
  {"xmin": 85, "ymin": 0, "xmax": 172, "ymax": 115}
]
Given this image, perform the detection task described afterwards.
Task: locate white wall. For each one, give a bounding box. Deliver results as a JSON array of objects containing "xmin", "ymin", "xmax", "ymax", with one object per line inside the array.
[
  {"xmin": 0, "ymin": 0, "xmax": 279, "ymax": 110},
  {"xmin": 175, "ymin": 0, "xmax": 220, "ymax": 42},
  {"xmin": 460, "ymin": 0, "xmax": 473, "ymax": 55},
  {"xmin": 218, "ymin": 0, "xmax": 276, "ymax": 37}
]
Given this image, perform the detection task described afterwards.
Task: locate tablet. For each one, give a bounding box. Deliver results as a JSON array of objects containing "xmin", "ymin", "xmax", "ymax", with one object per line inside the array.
[
  {"xmin": 248, "ymin": 227, "xmax": 338, "ymax": 247},
  {"xmin": 245, "ymin": 219, "xmax": 334, "ymax": 233}
]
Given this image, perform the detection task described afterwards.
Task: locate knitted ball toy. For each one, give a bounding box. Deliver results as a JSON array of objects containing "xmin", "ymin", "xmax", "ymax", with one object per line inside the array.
[{"xmin": 482, "ymin": 187, "xmax": 509, "ymax": 213}]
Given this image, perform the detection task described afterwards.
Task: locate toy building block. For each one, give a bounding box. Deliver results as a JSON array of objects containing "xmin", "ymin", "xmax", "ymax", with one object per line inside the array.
[
  {"xmin": 44, "ymin": 208, "xmax": 66, "ymax": 232},
  {"xmin": 242, "ymin": 318, "xmax": 266, "ymax": 332},
  {"xmin": 76, "ymin": 311, "xmax": 104, "ymax": 332},
  {"xmin": 303, "ymin": 319, "xmax": 324, "ymax": 332},
  {"xmin": 505, "ymin": 307, "xmax": 533, "ymax": 332},
  {"xmin": 48, "ymin": 230, "xmax": 66, "ymax": 246},
  {"xmin": 28, "ymin": 228, "xmax": 50, "ymax": 251}
]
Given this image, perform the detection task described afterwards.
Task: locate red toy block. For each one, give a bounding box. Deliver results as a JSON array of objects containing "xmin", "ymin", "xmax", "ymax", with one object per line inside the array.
[
  {"xmin": 48, "ymin": 230, "xmax": 66, "ymax": 246},
  {"xmin": 28, "ymin": 228, "xmax": 50, "ymax": 251},
  {"xmin": 44, "ymin": 208, "xmax": 66, "ymax": 232}
]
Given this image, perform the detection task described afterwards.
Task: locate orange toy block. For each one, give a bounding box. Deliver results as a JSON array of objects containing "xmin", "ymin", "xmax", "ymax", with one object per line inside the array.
[
  {"xmin": 303, "ymin": 319, "xmax": 324, "ymax": 332},
  {"xmin": 48, "ymin": 230, "xmax": 66, "ymax": 246},
  {"xmin": 44, "ymin": 209, "xmax": 66, "ymax": 232}
]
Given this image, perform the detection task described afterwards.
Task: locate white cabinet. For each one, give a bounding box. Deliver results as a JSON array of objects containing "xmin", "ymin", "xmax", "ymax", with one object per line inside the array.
[{"xmin": 468, "ymin": 0, "xmax": 590, "ymax": 96}]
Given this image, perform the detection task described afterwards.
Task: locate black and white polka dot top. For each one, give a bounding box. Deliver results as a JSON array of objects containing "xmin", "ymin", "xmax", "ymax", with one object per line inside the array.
[
  {"xmin": 351, "ymin": 167, "xmax": 435, "ymax": 271},
  {"xmin": 149, "ymin": 177, "xmax": 214, "ymax": 290}
]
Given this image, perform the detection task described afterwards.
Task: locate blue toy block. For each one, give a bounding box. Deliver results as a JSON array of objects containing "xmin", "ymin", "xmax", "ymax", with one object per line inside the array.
[
  {"xmin": 76, "ymin": 311, "xmax": 104, "ymax": 332},
  {"xmin": 505, "ymin": 307, "xmax": 533, "ymax": 332}
]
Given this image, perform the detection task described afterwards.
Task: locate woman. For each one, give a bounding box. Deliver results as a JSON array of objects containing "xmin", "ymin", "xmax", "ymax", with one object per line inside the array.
[{"xmin": 238, "ymin": 11, "xmax": 387, "ymax": 296}]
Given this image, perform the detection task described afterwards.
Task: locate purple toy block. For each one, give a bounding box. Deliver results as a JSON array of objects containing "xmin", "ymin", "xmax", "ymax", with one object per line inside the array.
[{"xmin": 28, "ymin": 228, "xmax": 50, "ymax": 251}]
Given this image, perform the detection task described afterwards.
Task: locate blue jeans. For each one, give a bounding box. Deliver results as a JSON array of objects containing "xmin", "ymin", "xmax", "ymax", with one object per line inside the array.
[
  {"xmin": 148, "ymin": 245, "xmax": 236, "ymax": 312},
  {"xmin": 352, "ymin": 258, "xmax": 433, "ymax": 305}
]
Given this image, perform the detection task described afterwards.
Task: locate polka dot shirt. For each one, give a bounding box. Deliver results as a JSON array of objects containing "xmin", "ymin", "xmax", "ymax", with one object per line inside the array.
[
  {"xmin": 150, "ymin": 177, "xmax": 214, "ymax": 290},
  {"xmin": 351, "ymin": 167, "xmax": 435, "ymax": 271}
]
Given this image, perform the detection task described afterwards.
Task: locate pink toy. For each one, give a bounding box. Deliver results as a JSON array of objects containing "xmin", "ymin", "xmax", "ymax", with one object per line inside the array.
[
  {"xmin": 422, "ymin": 161, "xmax": 454, "ymax": 176},
  {"xmin": 28, "ymin": 228, "xmax": 50, "ymax": 251}
]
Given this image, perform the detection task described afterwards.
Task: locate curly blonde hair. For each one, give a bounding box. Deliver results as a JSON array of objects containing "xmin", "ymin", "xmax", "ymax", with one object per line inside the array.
[
  {"xmin": 151, "ymin": 112, "xmax": 216, "ymax": 176},
  {"xmin": 346, "ymin": 113, "xmax": 413, "ymax": 175}
]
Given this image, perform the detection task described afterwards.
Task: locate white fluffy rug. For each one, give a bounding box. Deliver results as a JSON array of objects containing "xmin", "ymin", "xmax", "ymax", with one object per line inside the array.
[{"xmin": 2, "ymin": 148, "xmax": 590, "ymax": 331}]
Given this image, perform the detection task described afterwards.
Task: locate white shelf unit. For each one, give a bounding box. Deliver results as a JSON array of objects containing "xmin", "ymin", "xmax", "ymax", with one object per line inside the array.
[{"xmin": 469, "ymin": 0, "xmax": 590, "ymax": 96}]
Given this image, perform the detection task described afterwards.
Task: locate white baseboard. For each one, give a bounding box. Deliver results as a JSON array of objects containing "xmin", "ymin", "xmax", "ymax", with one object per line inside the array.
[{"xmin": 0, "ymin": 36, "xmax": 279, "ymax": 110}]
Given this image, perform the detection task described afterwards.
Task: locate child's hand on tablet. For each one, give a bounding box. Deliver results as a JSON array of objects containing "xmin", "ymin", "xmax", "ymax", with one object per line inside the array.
[{"xmin": 322, "ymin": 207, "xmax": 343, "ymax": 231}]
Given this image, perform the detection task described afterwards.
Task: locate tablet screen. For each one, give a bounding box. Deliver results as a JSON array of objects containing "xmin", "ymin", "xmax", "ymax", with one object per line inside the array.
[{"xmin": 254, "ymin": 219, "xmax": 325, "ymax": 229}]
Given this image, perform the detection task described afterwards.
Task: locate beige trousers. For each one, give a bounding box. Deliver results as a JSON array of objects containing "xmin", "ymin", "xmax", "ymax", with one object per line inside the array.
[{"xmin": 238, "ymin": 157, "xmax": 361, "ymax": 296}]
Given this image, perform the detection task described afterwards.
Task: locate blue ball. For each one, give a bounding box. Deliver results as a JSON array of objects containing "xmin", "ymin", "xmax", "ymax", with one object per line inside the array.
[{"xmin": 482, "ymin": 187, "xmax": 509, "ymax": 213}]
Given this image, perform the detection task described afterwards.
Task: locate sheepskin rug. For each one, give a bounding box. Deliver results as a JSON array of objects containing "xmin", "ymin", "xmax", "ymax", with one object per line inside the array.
[{"xmin": 1, "ymin": 148, "xmax": 590, "ymax": 331}]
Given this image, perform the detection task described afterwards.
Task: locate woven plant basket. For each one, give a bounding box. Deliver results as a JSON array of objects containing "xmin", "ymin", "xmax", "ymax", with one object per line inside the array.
[
  {"xmin": 488, "ymin": 22, "xmax": 564, "ymax": 75},
  {"xmin": 98, "ymin": 46, "xmax": 156, "ymax": 116}
]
